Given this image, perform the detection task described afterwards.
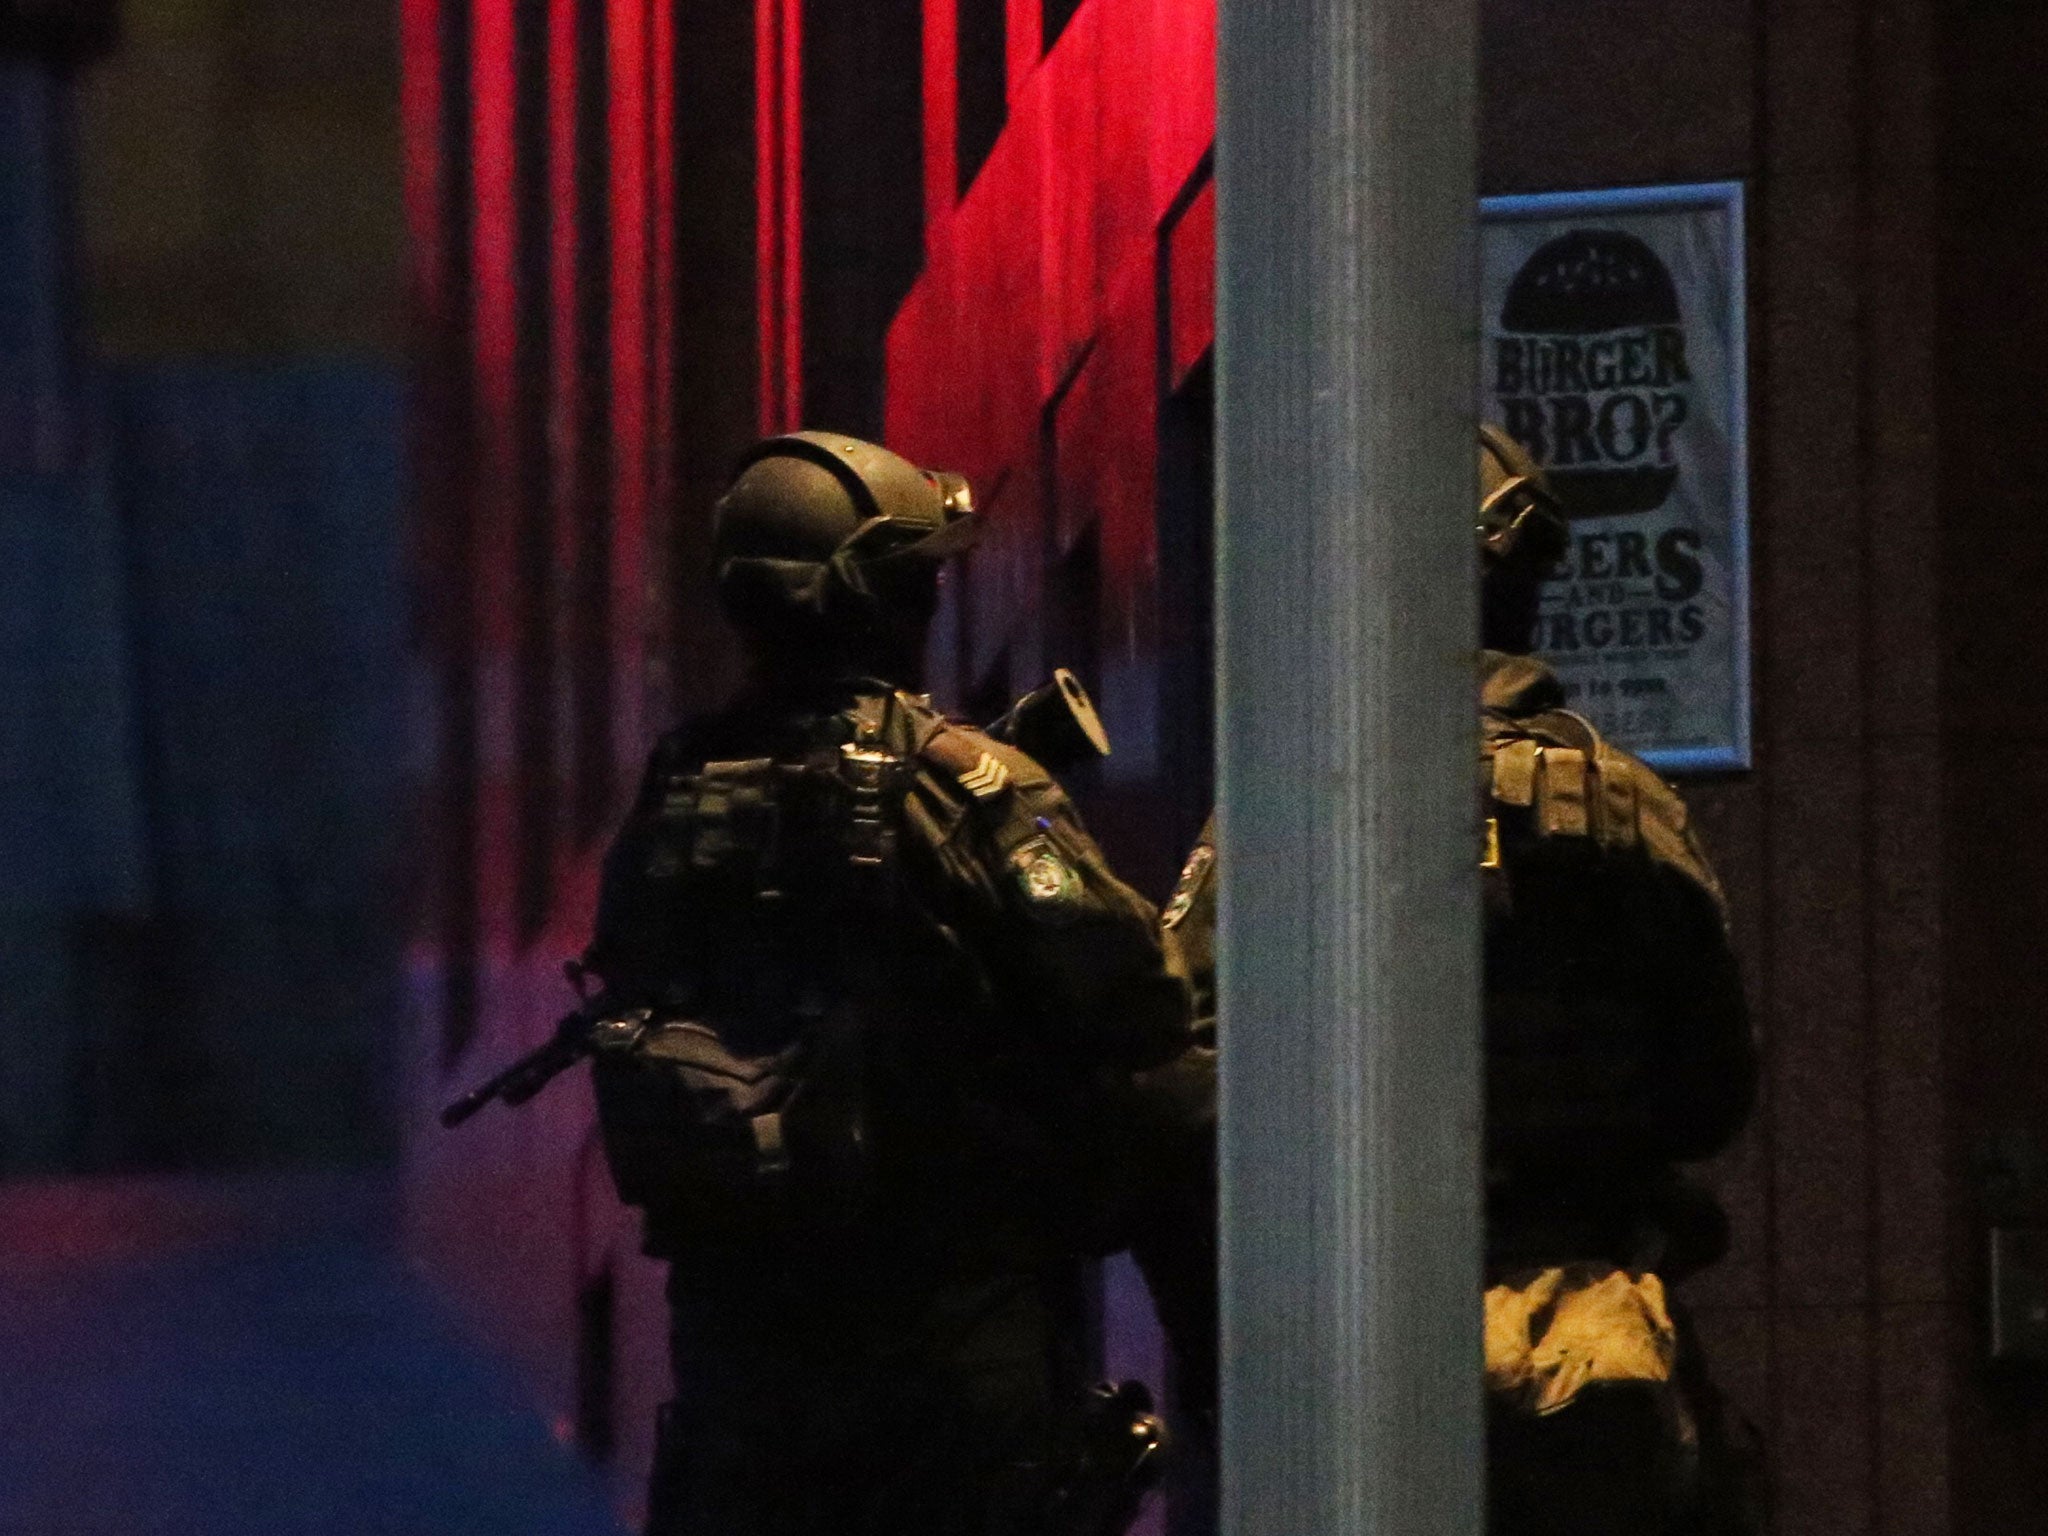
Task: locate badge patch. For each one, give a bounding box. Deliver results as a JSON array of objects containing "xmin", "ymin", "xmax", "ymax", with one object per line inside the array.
[
  {"xmin": 1160, "ymin": 843, "xmax": 1215, "ymax": 931},
  {"xmin": 1010, "ymin": 836, "xmax": 1083, "ymax": 922}
]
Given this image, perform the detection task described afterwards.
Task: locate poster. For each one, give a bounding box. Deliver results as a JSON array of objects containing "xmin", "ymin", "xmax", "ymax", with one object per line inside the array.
[{"xmin": 1478, "ymin": 181, "xmax": 1751, "ymax": 772}]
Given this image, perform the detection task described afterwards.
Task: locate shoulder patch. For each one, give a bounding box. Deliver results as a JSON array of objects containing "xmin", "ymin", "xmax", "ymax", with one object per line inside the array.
[
  {"xmin": 918, "ymin": 721, "xmax": 1048, "ymax": 804},
  {"xmin": 1009, "ymin": 834, "xmax": 1085, "ymax": 924},
  {"xmin": 1161, "ymin": 843, "xmax": 1216, "ymax": 931},
  {"xmin": 959, "ymin": 750, "xmax": 1012, "ymax": 798}
]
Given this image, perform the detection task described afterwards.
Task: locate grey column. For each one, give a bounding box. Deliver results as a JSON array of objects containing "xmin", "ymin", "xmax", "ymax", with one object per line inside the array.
[{"xmin": 1215, "ymin": 1, "xmax": 1481, "ymax": 1532}]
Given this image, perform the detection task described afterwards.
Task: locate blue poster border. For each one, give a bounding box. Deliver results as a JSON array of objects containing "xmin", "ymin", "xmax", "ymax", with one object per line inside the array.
[{"xmin": 1479, "ymin": 180, "xmax": 1752, "ymax": 776}]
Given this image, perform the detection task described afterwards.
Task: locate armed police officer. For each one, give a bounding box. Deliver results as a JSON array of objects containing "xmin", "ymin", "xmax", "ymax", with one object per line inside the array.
[
  {"xmin": 1150, "ymin": 426, "xmax": 1762, "ymax": 1536},
  {"xmin": 577, "ymin": 432, "xmax": 1190, "ymax": 1536},
  {"xmin": 1475, "ymin": 422, "xmax": 1761, "ymax": 1536}
]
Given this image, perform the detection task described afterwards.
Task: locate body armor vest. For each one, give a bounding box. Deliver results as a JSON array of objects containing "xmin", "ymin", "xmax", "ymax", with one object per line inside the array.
[
  {"xmin": 592, "ymin": 695, "xmax": 922, "ymax": 1250},
  {"xmin": 1479, "ymin": 698, "xmax": 1749, "ymax": 1171}
]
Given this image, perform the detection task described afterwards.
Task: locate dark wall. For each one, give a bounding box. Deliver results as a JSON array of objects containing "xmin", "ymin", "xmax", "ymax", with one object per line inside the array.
[
  {"xmin": 0, "ymin": 360, "xmax": 407, "ymax": 1175},
  {"xmin": 1940, "ymin": 6, "xmax": 2048, "ymax": 1527},
  {"xmin": 0, "ymin": 60, "xmax": 151, "ymax": 1174},
  {"xmin": 101, "ymin": 363, "xmax": 407, "ymax": 1168},
  {"xmin": 801, "ymin": 0, "xmax": 924, "ymax": 439},
  {"xmin": 0, "ymin": 2, "xmax": 409, "ymax": 1175},
  {"xmin": 77, "ymin": 0, "xmax": 402, "ymax": 357}
]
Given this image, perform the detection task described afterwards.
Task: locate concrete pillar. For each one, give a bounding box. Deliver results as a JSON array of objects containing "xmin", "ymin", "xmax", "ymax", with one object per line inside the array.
[{"xmin": 1215, "ymin": 0, "xmax": 1481, "ymax": 1530}]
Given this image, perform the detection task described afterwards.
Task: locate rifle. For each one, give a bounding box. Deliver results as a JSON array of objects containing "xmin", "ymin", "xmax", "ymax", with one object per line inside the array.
[
  {"xmin": 437, "ymin": 1006, "xmax": 644, "ymax": 1128},
  {"xmin": 439, "ymin": 962, "xmax": 648, "ymax": 1128},
  {"xmin": 441, "ymin": 670, "xmax": 1111, "ymax": 1130}
]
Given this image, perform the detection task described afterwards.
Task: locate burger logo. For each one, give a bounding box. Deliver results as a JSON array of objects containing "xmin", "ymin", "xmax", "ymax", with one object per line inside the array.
[{"xmin": 1494, "ymin": 229, "xmax": 1691, "ymax": 518}]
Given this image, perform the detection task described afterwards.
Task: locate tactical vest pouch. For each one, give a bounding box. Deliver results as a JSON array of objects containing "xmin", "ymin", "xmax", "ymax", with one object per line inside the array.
[
  {"xmin": 645, "ymin": 758, "xmax": 781, "ymax": 883},
  {"xmin": 595, "ymin": 1014, "xmax": 871, "ymax": 1247}
]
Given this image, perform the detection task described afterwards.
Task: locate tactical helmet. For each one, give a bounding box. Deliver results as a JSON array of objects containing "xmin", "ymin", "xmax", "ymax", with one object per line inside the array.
[
  {"xmin": 1478, "ymin": 422, "xmax": 1570, "ymax": 654},
  {"xmin": 712, "ymin": 431, "xmax": 980, "ymax": 654},
  {"xmin": 1478, "ymin": 421, "xmax": 1568, "ymax": 571}
]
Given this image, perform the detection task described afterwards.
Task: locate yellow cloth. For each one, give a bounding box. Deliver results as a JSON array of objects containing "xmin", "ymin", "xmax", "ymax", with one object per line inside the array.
[{"xmin": 1484, "ymin": 1264, "xmax": 1678, "ymax": 1417}]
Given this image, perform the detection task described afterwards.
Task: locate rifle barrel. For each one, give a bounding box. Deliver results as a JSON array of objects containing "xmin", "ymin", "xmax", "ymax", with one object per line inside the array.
[{"xmin": 438, "ymin": 1011, "xmax": 593, "ymax": 1128}]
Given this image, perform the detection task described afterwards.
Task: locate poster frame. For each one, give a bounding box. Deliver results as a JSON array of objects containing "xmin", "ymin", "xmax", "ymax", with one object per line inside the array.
[{"xmin": 1478, "ymin": 178, "xmax": 1751, "ymax": 775}]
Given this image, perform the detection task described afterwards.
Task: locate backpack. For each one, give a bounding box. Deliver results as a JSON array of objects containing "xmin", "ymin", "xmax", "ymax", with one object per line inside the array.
[{"xmin": 1479, "ymin": 700, "xmax": 1753, "ymax": 1169}]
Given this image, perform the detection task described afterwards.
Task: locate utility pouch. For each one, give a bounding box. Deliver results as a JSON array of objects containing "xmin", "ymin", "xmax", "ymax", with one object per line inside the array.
[
  {"xmin": 645, "ymin": 757, "xmax": 781, "ymax": 883},
  {"xmin": 594, "ymin": 1011, "xmax": 870, "ymax": 1243}
]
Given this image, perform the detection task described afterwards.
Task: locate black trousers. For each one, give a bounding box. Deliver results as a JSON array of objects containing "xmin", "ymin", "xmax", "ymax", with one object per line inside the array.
[{"xmin": 647, "ymin": 1260, "xmax": 1089, "ymax": 1536}]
